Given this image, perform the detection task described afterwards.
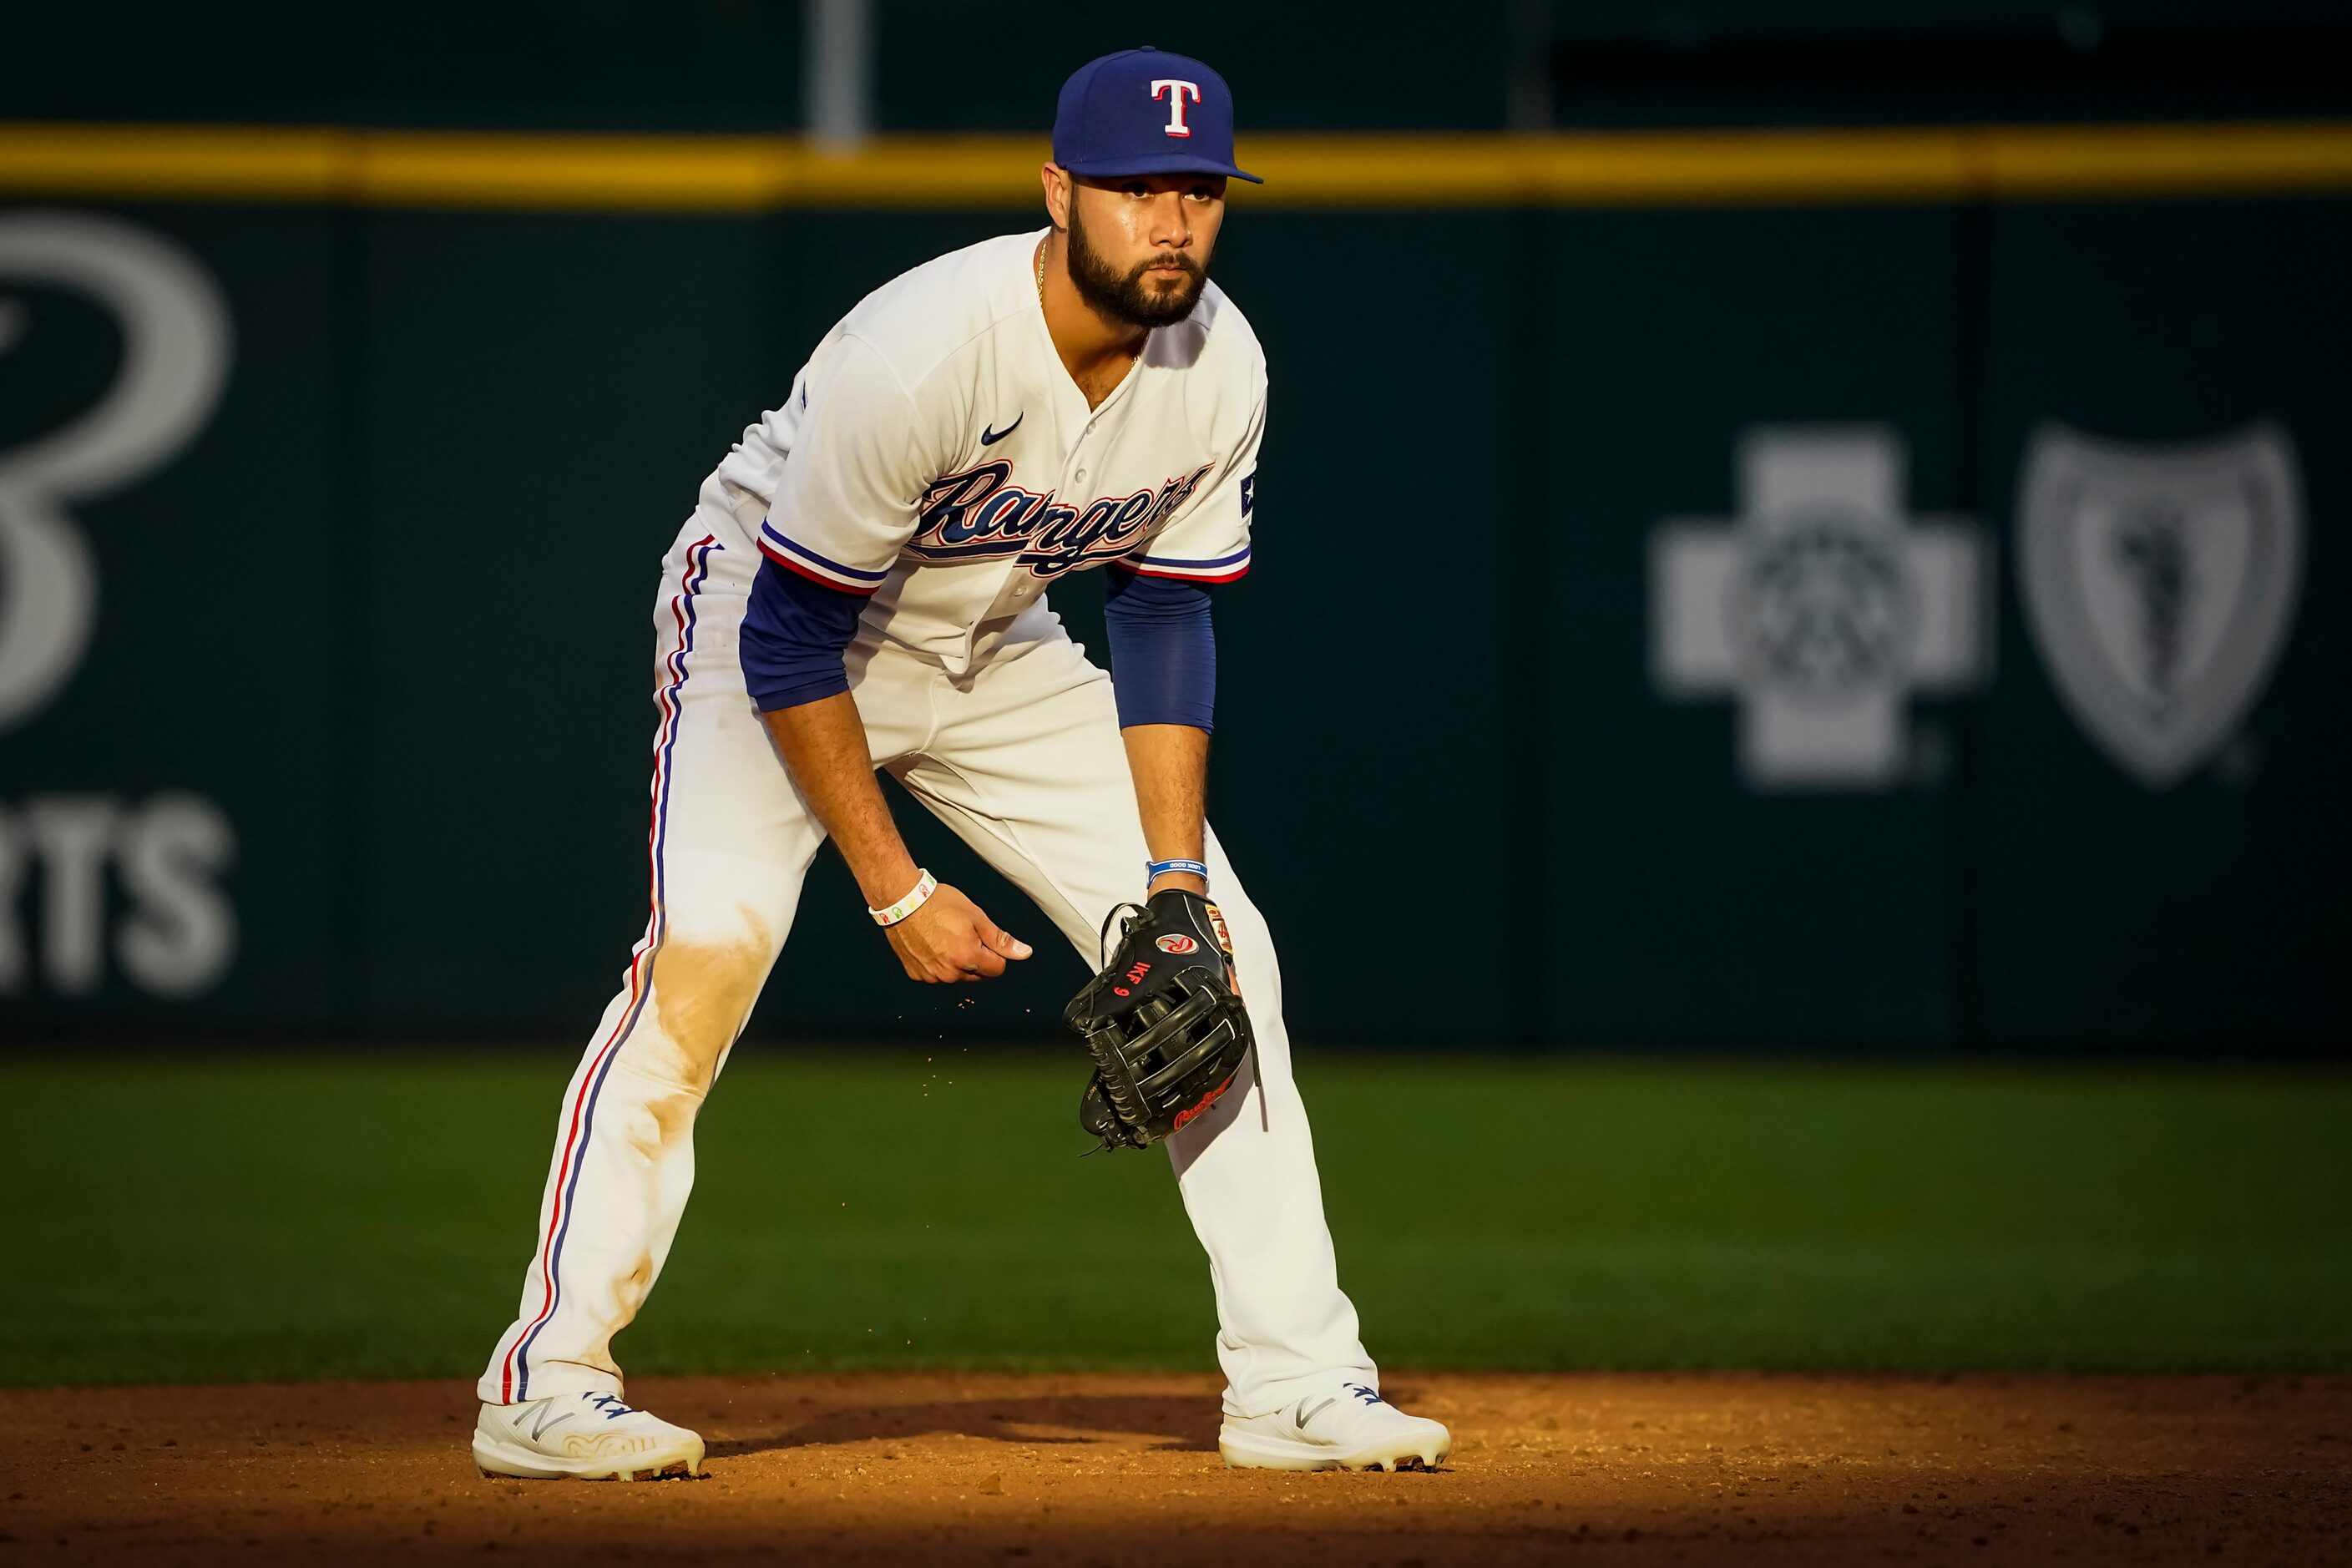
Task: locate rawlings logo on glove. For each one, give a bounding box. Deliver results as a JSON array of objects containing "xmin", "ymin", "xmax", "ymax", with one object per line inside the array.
[{"xmin": 1065, "ymin": 889, "xmax": 1253, "ymax": 1151}]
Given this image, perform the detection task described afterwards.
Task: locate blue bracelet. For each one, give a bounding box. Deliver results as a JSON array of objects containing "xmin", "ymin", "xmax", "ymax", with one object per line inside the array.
[{"xmin": 1146, "ymin": 857, "xmax": 1210, "ymax": 883}]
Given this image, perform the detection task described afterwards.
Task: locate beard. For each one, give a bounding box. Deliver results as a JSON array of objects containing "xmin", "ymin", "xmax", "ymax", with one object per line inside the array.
[{"xmin": 1065, "ymin": 201, "xmax": 1210, "ymax": 329}]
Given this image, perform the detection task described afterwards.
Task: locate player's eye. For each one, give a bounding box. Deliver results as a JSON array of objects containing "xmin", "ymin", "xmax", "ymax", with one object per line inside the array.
[{"xmin": 1123, "ymin": 182, "xmax": 1152, "ymax": 197}]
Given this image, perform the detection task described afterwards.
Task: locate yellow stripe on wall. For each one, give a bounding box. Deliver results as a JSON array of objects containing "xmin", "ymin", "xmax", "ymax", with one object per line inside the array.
[{"xmin": 3, "ymin": 120, "xmax": 2351, "ymax": 211}]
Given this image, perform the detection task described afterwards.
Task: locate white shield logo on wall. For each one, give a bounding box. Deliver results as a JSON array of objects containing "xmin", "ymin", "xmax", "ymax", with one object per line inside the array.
[{"xmin": 2017, "ymin": 422, "xmax": 2303, "ymax": 790}]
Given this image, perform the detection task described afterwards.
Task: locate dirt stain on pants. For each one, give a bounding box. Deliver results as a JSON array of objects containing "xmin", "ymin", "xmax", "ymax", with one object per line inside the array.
[{"xmin": 627, "ymin": 908, "xmax": 775, "ymax": 1142}]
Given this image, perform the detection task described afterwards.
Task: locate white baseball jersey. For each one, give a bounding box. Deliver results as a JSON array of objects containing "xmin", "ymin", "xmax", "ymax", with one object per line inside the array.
[{"xmin": 709, "ymin": 228, "xmax": 1265, "ymax": 672}]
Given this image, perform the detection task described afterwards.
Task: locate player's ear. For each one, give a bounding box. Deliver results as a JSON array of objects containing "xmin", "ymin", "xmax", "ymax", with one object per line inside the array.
[{"xmin": 1041, "ymin": 163, "xmax": 1070, "ymax": 231}]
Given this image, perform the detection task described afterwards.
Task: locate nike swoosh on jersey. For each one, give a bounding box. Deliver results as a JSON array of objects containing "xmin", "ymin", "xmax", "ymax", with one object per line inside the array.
[{"xmin": 980, "ymin": 414, "xmax": 1024, "ymax": 445}]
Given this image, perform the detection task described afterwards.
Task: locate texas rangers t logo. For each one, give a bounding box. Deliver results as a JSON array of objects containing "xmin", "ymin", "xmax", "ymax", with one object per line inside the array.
[{"xmin": 1151, "ymin": 79, "xmax": 1201, "ymax": 137}]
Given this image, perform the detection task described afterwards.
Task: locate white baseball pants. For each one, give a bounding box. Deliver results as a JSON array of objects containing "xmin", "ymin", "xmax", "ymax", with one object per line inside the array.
[{"xmin": 480, "ymin": 504, "xmax": 1373, "ymax": 1417}]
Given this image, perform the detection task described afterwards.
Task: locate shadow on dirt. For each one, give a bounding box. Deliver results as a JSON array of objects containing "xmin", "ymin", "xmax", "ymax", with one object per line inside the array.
[{"xmin": 706, "ymin": 1392, "xmax": 1222, "ymax": 1459}]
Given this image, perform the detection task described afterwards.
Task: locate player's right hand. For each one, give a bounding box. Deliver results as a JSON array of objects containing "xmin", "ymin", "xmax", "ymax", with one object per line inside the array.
[{"xmin": 885, "ymin": 883, "xmax": 1033, "ymax": 983}]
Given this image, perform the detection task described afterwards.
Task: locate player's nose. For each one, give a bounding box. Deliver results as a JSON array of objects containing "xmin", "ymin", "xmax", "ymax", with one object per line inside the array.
[{"xmin": 1146, "ymin": 192, "xmax": 1191, "ymax": 245}]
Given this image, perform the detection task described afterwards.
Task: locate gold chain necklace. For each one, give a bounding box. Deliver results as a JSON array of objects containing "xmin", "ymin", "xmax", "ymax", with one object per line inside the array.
[{"xmin": 1037, "ymin": 235, "xmax": 1142, "ymax": 387}]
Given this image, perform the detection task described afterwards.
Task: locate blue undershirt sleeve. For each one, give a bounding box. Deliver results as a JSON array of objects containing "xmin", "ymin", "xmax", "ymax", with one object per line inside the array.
[
  {"xmin": 1103, "ymin": 567, "xmax": 1216, "ymax": 732},
  {"xmin": 741, "ymin": 555, "xmax": 864, "ymax": 712}
]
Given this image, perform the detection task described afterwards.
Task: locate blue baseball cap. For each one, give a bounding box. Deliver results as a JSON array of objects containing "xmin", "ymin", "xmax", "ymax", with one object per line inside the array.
[{"xmin": 1052, "ymin": 47, "xmax": 1262, "ymax": 185}]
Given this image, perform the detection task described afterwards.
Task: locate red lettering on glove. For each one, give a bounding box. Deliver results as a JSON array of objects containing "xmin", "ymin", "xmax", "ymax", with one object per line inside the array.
[{"xmin": 1171, "ymin": 1074, "xmax": 1236, "ymax": 1132}]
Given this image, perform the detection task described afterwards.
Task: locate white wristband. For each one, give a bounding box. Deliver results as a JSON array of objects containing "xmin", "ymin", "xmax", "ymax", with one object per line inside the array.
[{"xmin": 868, "ymin": 869, "xmax": 938, "ymax": 928}]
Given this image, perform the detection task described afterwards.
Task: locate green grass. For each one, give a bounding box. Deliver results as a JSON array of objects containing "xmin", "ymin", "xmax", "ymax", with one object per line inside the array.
[{"xmin": 6, "ymin": 1050, "xmax": 2349, "ymax": 1386}]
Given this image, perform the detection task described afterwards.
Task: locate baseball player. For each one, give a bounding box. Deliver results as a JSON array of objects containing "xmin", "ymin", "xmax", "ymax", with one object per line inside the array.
[{"xmin": 472, "ymin": 47, "xmax": 1451, "ymax": 1480}]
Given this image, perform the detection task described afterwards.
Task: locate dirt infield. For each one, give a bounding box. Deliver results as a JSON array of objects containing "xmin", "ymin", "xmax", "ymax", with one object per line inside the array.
[{"xmin": 3, "ymin": 1373, "xmax": 2346, "ymax": 1565}]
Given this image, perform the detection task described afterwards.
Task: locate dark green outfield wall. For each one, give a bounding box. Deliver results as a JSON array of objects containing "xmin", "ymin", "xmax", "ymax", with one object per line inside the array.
[
  {"xmin": 15, "ymin": 0, "xmax": 2351, "ymax": 130},
  {"xmin": 1, "ymin": 196, "xmax": 2346, "ymax": 1048}
]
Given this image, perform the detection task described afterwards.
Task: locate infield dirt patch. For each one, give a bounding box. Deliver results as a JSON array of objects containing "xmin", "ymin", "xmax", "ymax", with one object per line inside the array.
[{"xmin": 3, "ymin": 1372, "xmax": 2346, "ymax": 1565}]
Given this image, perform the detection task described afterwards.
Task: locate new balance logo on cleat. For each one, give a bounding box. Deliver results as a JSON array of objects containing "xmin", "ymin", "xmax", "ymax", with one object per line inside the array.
[{"xmin": 525, "ymin": 1400, "xmax": 574, "ymax": 1440}]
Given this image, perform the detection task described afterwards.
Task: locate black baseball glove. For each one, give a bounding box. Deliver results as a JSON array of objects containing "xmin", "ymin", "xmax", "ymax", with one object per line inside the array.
[{"xmin": 1065, "ymin": 889, "xmax": 1253, "ymax": 1152}]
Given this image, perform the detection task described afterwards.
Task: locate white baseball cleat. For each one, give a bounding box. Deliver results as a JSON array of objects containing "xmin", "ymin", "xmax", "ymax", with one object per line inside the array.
[
  {"xmin": 472, "ymin": 1392, "xmax": 706, "ymax": 1480},
  {"xmin": 1218, "ymin": 1382, "xmax": 1453, "ymax": 1472}
]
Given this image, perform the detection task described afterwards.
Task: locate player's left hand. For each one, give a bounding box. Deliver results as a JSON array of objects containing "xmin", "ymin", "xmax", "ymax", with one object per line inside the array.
[
  {"xmin": 1065, "ymin": 890, "xmax": 1253, "ymax": 1151},
  {"xmin": 885, "ymin": 883, "xmax": 1033, "ymax": 983}
]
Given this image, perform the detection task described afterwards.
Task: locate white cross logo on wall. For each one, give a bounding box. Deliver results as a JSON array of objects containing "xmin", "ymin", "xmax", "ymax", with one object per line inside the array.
[{"xmin": 1650, "ymin": 427, "xmax": 1991, "ymax": 790}]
